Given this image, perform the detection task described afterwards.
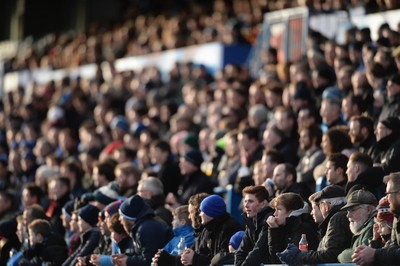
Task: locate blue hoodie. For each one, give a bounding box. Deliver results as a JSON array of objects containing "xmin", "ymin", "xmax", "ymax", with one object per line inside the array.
[{"xmin": 163, "ymin": 225, "xmax": 195, "ymax": 255}]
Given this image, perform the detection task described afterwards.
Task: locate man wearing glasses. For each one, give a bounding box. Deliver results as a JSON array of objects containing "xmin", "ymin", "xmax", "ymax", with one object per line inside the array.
[
  {"xmin": 337, "ymin": 189, "xmax": 378, "ymax": 263},
  {"xmin": 352, "ymin": 172, "xmax": 400, "ymax": 265}
]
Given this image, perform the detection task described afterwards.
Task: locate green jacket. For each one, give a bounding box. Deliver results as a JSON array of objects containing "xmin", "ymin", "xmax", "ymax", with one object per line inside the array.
[{"xmin": 337, "ymin": 210, "xmax": 376, "ymax": 263}]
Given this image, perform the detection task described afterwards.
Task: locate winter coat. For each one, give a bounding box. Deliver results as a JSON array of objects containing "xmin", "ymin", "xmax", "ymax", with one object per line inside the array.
[
  {"xmin": 178, "ymin": 170, "xmax": 214, "ymax": 205},
  {"xmin": 235, "ymin": 206, "xmax": 274, "ymax": 266},
  {"xmin": 374, "ymin": 215, "xmax": 400, "ymax": 265},
  {"xmin": 158, "ymin": 158, "xmax": 183, "ymax": 196},
  {"xmin": 19, "ymin": 233, "xmax": 67, "ymax": 266},
  {"xmin": 268, "ymin": 203, "xmax": 319, "ymax": 263},
  {"xmin": 61, "ymin": 227, "xmax": 101, "ymax": 266},
  {"xmin": 163, "ymin": 225, "xmax": 195, "ymax": 255},
  {"xmin": 337, "ymin": 210, "xmax": 376, "ymax": 263},
  {"xmin": 146, "ymin": 195, "xmax": 173, "ymax": 227},
  {"xmin": 296, "ymin": 147, "xmax": 325, "ymax": 192},
  {"xmin": 345, "ymin": 167, "xmax": 385, "ymax": 199},
  {"xmin": 378, "ymin": 93, "xmax": 400, "ymax": 122},
  {"xmin": 300, "ymin": 204, "xmax": 352, "ymax": 264},
  {"xmin": 126, "ymin": 204, "xmax": 173, "ymax": 266},
  {"xmin": 369, "ymin": 133, "xmax": 400, "ymax": 175}
]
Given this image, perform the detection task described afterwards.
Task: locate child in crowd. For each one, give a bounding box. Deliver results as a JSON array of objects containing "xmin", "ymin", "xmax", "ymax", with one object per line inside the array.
[
  {"xmin": 162, "ymin": 205, "xmax": 195, "ymax": 255},
  {"xmin": 229, "ymin": 231, "xmax": 245, "ymax": 253},
  {"xmin": 20, "ymin": 219, "xmax": 67, "ymax": 265},
  {"xmin": 369, "ymin": 197, "xmax": 394, "ymax": 248}
]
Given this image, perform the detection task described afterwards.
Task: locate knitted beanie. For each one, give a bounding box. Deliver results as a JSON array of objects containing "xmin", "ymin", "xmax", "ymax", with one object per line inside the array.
[
  {"xmin": 119, "ymin": 195, "xmax": 145, "ymax": 221},
  {"xmin": 229, "ymin": 231, "xmax": 245, "ymax": 250},
  {"xmin": 62, "ymin": 199, "xmax": 75, "ymax": 219},
  {"xmin": 377, "ymin": 197, "xmax": 394, "ymax": 224},
  {"xmin": 78, "ymin": 204, "xmax": 100, "ymax": 227},
  {"xmin": 105, "ymin": 199, "xmax": 124, "ymax": 217},
  {"xmin": 93, "ymin": 185, "xmax": 119, "ymax": 206},
  {"xmin": 184, "ymin": 149, "xmax": 203, "ymax": 168},
  {"xmin": 200, "ymin": 195, "xmax": 226, "ymax": 218}
]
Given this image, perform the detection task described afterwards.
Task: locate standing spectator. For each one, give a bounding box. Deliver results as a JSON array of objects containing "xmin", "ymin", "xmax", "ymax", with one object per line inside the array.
[
  {"xmin": 113, "ymin": 195, "xmax": 172, "ymax": 266},
  {"xmin": 352, "ymin": 172, "xmax": 400, "ymax": 265},
  {"xmin": 267, "ymin": 192, "xmax": 319, "ymax": 264},
  {"xmin": 337, "ymin": 189, "xmax": 378, "ymax": 263},
  {"xmin": 235, "ymin": 185, "xmax": 273, "ymax": 266}
]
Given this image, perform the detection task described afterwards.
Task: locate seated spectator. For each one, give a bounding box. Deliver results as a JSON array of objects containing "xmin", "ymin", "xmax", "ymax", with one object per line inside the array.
[
  {"xmin": 114, "ymin": 162, "xmax": 141, "ymax": 198},
  {"xmin": 352, "ymin": 172, "xmax": 400, "ymax": 264},
  {"xmin": 235, "ymin": 185, "xmax": 273, "ymax": 266},
  {"xmin": 112, "ymin": 195, "xmax": 173, "ymax": 266},
  {"xmin": 19, "ymin": 219, "xmax": 67, "ymax": 265},
  {"xmin": 162, "ymin": 205, "xmax": 195, "ymax": 256},
  {"xmin": 369, "ymin": 197, "xmax": 394, "ymax": 248},
  {"xmin": 267, "ymin": 192, "xmax": 319, "ymax": 263},
  {"xmin": 166, "ymin": 149, "xmax": 214, "ymax": 206},
  {"xmin": 348, "ymin": 115, "xmax": 376, "ymax": 154},
  {"xmin": 137, "ymin": 176, "xmax": 173, "ymax": 226},
  {"xmin": 325, "ymin": 153, "xmax": 348, "ymax": 189},
  {"xmin": 272, "ymin": 163, "xmax": 312, "ymax": 201},
  {"xmin": 278, "ymin": 185, "xmax": 352, "ymax": 265},
  {"xmin": 337, "ymin": 189, "xmax": 378, "ymax": 263},
  {"xmin": 62, "ymin": 204, "xmax": 101, "ymax": 266}
]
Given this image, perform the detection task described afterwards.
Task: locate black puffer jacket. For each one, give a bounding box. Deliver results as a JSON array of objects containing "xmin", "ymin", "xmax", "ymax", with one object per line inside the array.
[
  {"xmin": 178, "ymin": 170, "xmax": 214, "ymax": 204},
  {"xmin": 61, "ymin": 227, "xmax": 101, "ymax": 266},
  {"xmin": 193, "ymin": 213, "xmax": 242, "ymax": 266},
  {"xmin": 369, "ymin": 133, "xmax": 400, "ymax": 175},
  {"xmin": 235, "ymin": 206, "xmax": 274, "ymax": 266},
  {"xmin": 268, "ymin": 204, "xmax": 319, "ymax": 263},
  {"xmin": 300, "ymin": 204, "xmax": 352, "ymax": 264}
]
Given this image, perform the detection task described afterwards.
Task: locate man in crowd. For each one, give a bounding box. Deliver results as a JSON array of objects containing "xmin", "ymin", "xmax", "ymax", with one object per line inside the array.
[
  {"xmin": 352, "ymin": 172, "xmax": 400, "ymax": 265},
  {"xmin": 348, "ymin": 115, "xmax": 376, "ymax": 154},
  {"xmin": 325, "ymin": 153, "xmax": 348, "ymax": 189},
  {"xmin": 235, "ymin": 185, "xmax": 273, "ymax": 266}
]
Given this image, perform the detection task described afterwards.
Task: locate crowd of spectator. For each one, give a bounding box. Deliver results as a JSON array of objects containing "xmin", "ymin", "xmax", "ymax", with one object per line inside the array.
[{"xmin": 1, "ymin": 0, "xmax": 400, "ymax": 265}]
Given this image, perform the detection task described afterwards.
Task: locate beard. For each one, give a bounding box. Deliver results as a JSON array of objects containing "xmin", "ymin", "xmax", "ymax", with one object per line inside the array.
[{"xmin": 349, "ymin": 219, "xmax": 367, "ymax": 234}]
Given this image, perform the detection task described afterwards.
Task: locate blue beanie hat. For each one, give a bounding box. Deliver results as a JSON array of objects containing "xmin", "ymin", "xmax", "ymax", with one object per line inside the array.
[
  {"xmin": 229, "ymin": 231, "xmax": 245, "ymax": 250},
  {"xmin": 119, "ymin": 195, "xmax": 145, "ymax": 221},
  {"xmin": 78, "ymin": 204, "xmax": 100, "ymax": 227},
  {"xmin": 62, "ymin": 199, "xmax": 75, "ymax": 219},
  {"xmin": 184, "ymin": 149, "xmax": 203, "ymax": 168},
  {"xmin": 200, "ymin": 195, "xmax": 226, "ymax": 218}
]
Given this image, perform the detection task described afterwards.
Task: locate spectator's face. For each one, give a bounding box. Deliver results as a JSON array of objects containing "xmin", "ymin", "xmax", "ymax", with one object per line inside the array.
[
  {"xmin": 386, "ymin": 181, "xmax": 400, "ymax": 214},
  {"xmin": 188, "ymin": 204, "xmax": 197, "ymax": 228},
  {"xmin": 179, "ymin": 157, "xmax": 197, "ymax": 175},
  {"xmin": 346, "ymin": 205, "xmax": 369, "ymax": 234},
  {"xmin": 61, "ymin": 211, "xmax": 71, "ymax": 229},
  {"xmin": 310, "ymin": 202, "xmax": 324, "ymax": 224},
  {"xmin": 119, "ymin": 215, "xmax": 133, "ymax": 235},
  {"xmin": 325, "ymin": 161, "xmax": 341, "ymax": 185},
  {"xmin": 17, "ymin": 221, "xmax": 25, "ymax": 243},
  {"xmin": 346, "ymin": 161, "xmax": 359, "ymax": 182},
  {"xmin": 199, "ymin": 210, "xmax": 213, "ymax": 225},
  {"xmin": 253, "ymin": 163, "xmax": 264, "ymax": 186},
  {"xmin": 28, "ymin": 229, "xmax": 42, "ymax": 246},
  {"xmin": 275, "ymin": 111, "xmax": 292, "ymax": 133},
  {"xmin": 272, "ymin": 204, "xmax": 290, "ymax": 226},
  {"xmin": 22, "ymin": 188, "xmax": 36, "ymax": 207},
  {"xmin": 272, "ymin": 165, "xmax": 288, "ymax": 191},
  {"xmin": 341, "ymin": 97, "xmax": 353, "ymax": 121},
  {"xmin": 99, "ymin": 219, "xmax": 110, "ymax": 237},
  {"xmin": 243, "ymin": 194, "xmax": 267, "ymax": 218},
  {"xmin": 78, "ymin": 217, "xmax": 91, "ymax": 234},
  {"xmin": 47, "ymin": 180, "xmax": 68, "ymax": 201},
  {"xmin": 349, "ymin": 120, "xmax": 362, "ymax": 144},
  {"xmin": 321, "ymin": 134, "xmax": 331, "ymax": 155},
  {"xmin": 375, "ymin": 122, "xmax": 391, "ymax": 141},
  {"xmin": 262, "ymin": 128, "xmax": 281, "ymax": 149},
  {"xmin": 299, "ymin": 129, "xmax": 312, "ymax": 151},
  {"xmin": 92, "ymin": 167, "xmax": 108, "ymax": 189},
  {"xmin": 69, "ymin": 213, "xmax": 80, "ymax": 234},
  {"xmin": 261, "ymin": 155, "xmax": 276, "ymax": 179},
  {"xmin": 111, "ymin": 230, "xmax": 125, "ymax": 243}
]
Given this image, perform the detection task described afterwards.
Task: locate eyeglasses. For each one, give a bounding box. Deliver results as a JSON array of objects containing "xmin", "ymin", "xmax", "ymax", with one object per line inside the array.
[
  {"xmin": 347, "ymin": 206, "xmax": 361, "ymax": 213},
  {"xmin": 386, "ymin": 190, "xmax": 400, "ymax": 196}
]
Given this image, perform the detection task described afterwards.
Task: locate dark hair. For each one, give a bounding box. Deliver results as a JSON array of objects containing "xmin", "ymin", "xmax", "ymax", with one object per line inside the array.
[
  {"xmin": 349, "ymin": 152, "xmax": 373, "ymax": 168},
  {"xmin": 325, "ymin": 128, "xmax": 353, "ymax": 154},
  {"xmin": 153, "ymin": 140, "xmax": 171, "ymax": 154},
  {"xmin": 23, "ymin": 183, "xmax": 43, "ymax": 203},
  {"xmin": 107, "ymin": 213, "xmax": 126, "ymax": 235},
  {"xmin": 350, "ymin": 115, "xmax": 374, "ymax": 134},
  {"xmin": 300, "ymin": 124, "xmax": 323, "ymax": 147},
  {"xmin": 28, "ymin": 219, "xmax": 51, "ymax": 238},
  {"xmin": 282, "ymin": 163, "xmax": 297, "ymax": 182},
  {"xmin": 327, "ymin": 153, "xmax": 348, "ymax": 173},
  {"xmin": 242, "ymin": 185, "xmax": 269, "ymax": 202},
  {"xmin": 93, "ymin": 161, "xmax": 116, "ymax": 182},
  {"xmin": 188, "ymin": 193, "xmax": 210, "ymax": 228},
  {"xmin": 263, "ymin": 149, "xmax": 285, "ymax": 164},
  {"xmin": 240, "ymin": 127, "xmax": 259, "ymax": 141}
]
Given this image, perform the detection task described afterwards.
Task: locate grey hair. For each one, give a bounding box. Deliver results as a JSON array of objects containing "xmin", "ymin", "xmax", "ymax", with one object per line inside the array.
[
  {"xmin": 320, "ymin": 197, "xmax": 346, "ymax": 207},
  {"xmin": 138, "ymin": 176, "xmax": 164, "ymax": 196}
]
